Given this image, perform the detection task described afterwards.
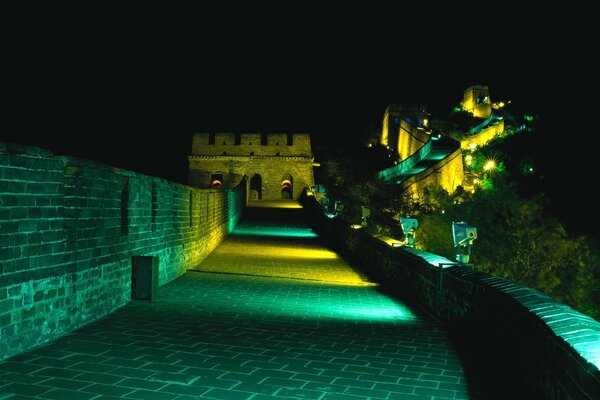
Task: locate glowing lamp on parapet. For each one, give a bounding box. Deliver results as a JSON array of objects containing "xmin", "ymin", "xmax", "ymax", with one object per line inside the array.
[
  {"xmin": 400, "ymin": 217, "xmax": 419, "ymax": 248},
  {"xmin": 483, "ymin": 159, "xmax": 496, "ymax": 171},
  {"xmin": 361, "ymin": 206, "xmax": 371, "ymax": 227},
  {"xmin": 452, "ymin": 221, "xmax": 477, "ymax": 264}
]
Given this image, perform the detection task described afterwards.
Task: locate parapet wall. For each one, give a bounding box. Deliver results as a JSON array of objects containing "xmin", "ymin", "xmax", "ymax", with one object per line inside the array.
[
  {"xmin": 404, "ymin": 145, "xmax": 464, "ymax": 196},
  {"xmin": 0, "ymin": 142, "xmax": 246, "ymax": 361},
  {"xmin": 397, "ymin": 120, "xmax": 430, "ymax": 162},
  {"xmin": 461, "ymin": 118, "xmax": 505, "ymax": 150},
  {"xmin": 303, "ymin": 196, "xmax": 600, "ymax": 400}
]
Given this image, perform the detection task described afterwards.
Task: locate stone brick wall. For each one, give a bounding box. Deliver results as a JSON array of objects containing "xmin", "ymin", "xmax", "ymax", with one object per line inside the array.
[
  {"xmin": 0, "ymin": 142, "xmax": 246, "ymax": 361},
  {"xmin": 397, "ymin": 119, "xmax": 430, "ymax": 162},
  {"xmin": 303, "ymin": 196, "xmax": 600, "ymax": 400},
  {"xmin": 461, "ymin": 118, "xmax": 505, "ymax": 150}
]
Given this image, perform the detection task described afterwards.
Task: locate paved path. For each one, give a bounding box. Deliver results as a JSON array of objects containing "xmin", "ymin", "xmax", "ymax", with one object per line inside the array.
[{"xmin": 0, "ymin": 204, "xmax": 471, "ymax": 399}]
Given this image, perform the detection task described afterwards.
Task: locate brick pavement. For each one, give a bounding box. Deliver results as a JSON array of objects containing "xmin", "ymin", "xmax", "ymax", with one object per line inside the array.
[{"xmin": 0, "ymin": 204, "xmax": 471, "ymax": 399}]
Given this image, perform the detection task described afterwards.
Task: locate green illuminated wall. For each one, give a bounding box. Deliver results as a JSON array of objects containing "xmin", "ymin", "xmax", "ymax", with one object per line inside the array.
[
  {"xmin": 0, "ymin": 142, "xmax": 246, "ymax": 361},
  {"xmin": 303, "ymin": 196, "xmax": 600, "ymax": 400}
]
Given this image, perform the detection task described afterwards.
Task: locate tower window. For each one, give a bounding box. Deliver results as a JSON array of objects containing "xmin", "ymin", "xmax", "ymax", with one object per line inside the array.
[{"xmin": 210, "ymin": 173, "xmax": 224, "ymax": 187}]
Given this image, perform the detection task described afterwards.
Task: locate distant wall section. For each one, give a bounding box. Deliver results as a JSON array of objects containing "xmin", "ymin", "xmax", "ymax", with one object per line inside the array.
[
  {"xmin": 404, "ymin": 146, "xmax": 464, "ymax": 196},
  {"xmin": 381, "ymin": 104, "xmax": 429, "ymax": 153},
  {"xmin": 397, "ymin": 119, "xmax": 430, "ymax": 162},
  {"xmin": 461, "ymin": 118, "xmax": 505, "ymax": 150}
]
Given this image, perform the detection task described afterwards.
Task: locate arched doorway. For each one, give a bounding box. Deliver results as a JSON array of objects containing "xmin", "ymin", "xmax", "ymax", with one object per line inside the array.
[
  {"xmin": 281, "ymin": 174, "xmax": 293, "ymax": 199},
  {"xmin": 210, "ymin": 173, "xmax": 223, "ymax": 187},
  {"xmin": 250, "ymin": 174, "xmax": 262, "ymax": 200}
]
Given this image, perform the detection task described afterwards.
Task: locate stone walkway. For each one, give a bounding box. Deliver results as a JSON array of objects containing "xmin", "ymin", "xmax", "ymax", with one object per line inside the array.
[{"xmin": 0, "ymin": 203, "xmax": 471, "ymax": 399}]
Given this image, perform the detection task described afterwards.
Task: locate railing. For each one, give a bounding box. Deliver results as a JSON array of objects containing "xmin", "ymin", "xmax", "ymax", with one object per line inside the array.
[{"xmin": 469, "ymin": 112, "xmax": 503, "ymax": 135}]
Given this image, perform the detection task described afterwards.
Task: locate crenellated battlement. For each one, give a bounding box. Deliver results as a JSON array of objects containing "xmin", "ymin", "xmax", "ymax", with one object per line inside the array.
[{"xmin": 191, "ymin": 133, "xmax": 312, "ymax": 158}]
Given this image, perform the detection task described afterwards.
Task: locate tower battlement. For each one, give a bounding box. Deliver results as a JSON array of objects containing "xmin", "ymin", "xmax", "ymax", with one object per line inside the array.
[{"xmin": 191, "ymin": 133, "xmax": 312, "ymax": 158}]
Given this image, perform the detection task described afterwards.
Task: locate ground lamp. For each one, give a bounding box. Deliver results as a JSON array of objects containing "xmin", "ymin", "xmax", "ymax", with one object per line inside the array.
[
  {"xmin": 452, "ymin": 221, "xmax": 477, "ymax": 264},
  {"xmin": 400, "ymin": 217, "xmax": 419, "ymax": 248},
  {"xmin": 361, "ymin": 206, "xmax": 371, "ymax": 227}
]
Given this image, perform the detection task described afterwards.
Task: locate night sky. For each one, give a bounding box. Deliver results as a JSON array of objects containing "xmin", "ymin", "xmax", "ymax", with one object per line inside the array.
[{"xmin": 1, "ymin": 3, "xmax": 597, "ymax": 235}]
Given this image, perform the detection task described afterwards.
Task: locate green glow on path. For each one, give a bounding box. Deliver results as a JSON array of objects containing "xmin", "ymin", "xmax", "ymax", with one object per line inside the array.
[
  {"xmin": 313, "ymin": 304, "xmax": 416, "ymax": 321},
  {"xmin": 189, "ymin": 273, "xmax": 418, "ymax": 323},
  {"xmin": 227, "ymin": 191, "xmax": 238, "ymax": 233},
  {"xmin": 262, "ymin": 285, "xmax": 417, "ymax": 321},
  {"xmin": 233, "ymin": 226, "xmax": 317, "ymax": 238}
]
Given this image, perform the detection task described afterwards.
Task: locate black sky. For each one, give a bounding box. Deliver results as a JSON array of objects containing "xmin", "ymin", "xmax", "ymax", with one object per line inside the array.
[{"xmin": 1, "ymin": 3, "xmax": 597, "ymax": 234}]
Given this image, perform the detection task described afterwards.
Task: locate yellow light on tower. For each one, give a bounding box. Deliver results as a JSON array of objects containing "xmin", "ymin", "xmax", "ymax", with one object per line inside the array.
[
  {"xmin": 469, "ymin": 143, "xmax": 477, "ymax": 151},
  {"xmin": 483, "ymin": 160, "xmax": 496, "ymax": 171}
]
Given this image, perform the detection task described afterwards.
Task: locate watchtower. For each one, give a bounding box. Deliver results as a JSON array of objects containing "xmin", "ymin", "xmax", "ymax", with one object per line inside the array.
[{"xmin": 188, "ymin": 133, "xmax": 315, "ymax": 201}]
